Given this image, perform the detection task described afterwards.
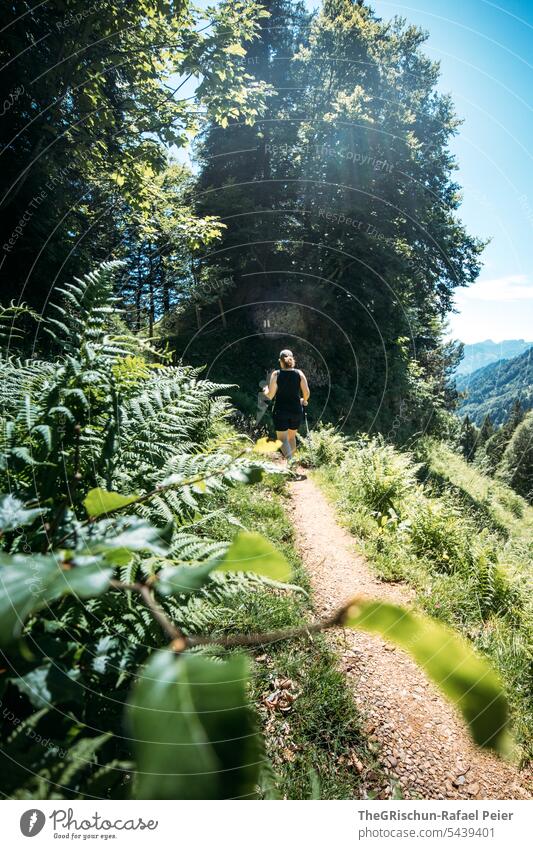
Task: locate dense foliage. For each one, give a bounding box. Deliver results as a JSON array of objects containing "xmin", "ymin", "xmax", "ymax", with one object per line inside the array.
[
  {"xmin": 1, "ymin": 0, "xmax": 270, "ymax": 321},
  {"xmin": 456, "ymin": 346, "xmax": 533, "ymax": 426},
  {"xmin": 167, "ymin": 0, "xmax": 483, "ymax": 435},
  {"xmin": 0, "ymin": 267, "xmax": 514, "ymax": 799}
]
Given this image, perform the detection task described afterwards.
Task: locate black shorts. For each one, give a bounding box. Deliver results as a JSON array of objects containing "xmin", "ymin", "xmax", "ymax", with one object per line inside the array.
[{"xmin": 273, "ymin": 410, "xmax": 302, "ymax": 431}]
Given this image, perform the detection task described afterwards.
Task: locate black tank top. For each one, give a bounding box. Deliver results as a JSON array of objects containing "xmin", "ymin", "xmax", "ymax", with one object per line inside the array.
[{"xmin": 274, "ymin": 369, "xmax": 302, "ymax": 414}]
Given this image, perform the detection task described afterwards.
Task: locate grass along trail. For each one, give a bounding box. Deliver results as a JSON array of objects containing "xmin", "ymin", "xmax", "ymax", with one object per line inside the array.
[{"xmin": 288, "ymin": 472, "xmax": 531, "ymax": 800}]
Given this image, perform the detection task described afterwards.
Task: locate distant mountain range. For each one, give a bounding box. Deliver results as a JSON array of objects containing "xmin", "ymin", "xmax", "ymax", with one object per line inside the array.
[
  {"xmin": 456, "ymin": 346, "xmax": 533, "ymax": 425},
  {"xmin": 456, "ymin": 339, "xmax": 533, "ymax": 376}
]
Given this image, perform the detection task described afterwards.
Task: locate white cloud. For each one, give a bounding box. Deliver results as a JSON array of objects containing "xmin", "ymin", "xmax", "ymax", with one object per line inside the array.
[
  {"xmin": 448, "ymin": 283, "xmax": 533, "ymax": 343},
  {"xmin": 459, "ymin": 274, "xmax": 533, "ymax": 301}
]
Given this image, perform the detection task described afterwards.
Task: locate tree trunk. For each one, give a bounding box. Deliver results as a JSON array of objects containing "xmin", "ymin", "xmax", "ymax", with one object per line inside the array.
[
  {"xmin": 136, "ymin": 248, "xmax": 142, "ymax": 331},
  {"xmin": 218, "ymin": 296, "xmax": 227, "ymax": 328},
  {"xmin": 148, "ymin": 242, "xmax": 154, "ymax": 337},
  {"xmin": 161, "ymin": 253, "xmax": 170, "ymax": 313}
]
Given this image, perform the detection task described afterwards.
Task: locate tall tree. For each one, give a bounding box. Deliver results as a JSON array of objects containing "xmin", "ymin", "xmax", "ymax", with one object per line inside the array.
[
  {"xmin": 187, "ymin": 0, "xmax": 484, "ymax": 434},
  {"xmin": 497, "ymin": 411, "xmax": 533, "ymax": 502},
  {"xmin": 0, "ymin": 0, "xmax": 270, "ymax": 325},
  {"xmin": 478, "ymin": 414, "xmax": 495, "ymax": 445},
  {"xmin": 459, "ymin": 415, "xmax": 479, "ymax": 462}
]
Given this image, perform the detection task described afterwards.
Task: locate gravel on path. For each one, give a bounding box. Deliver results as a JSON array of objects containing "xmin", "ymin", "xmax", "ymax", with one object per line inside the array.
[{"xmin": 288, "ymin": 472, "xmax": 532, "ymax": 800}]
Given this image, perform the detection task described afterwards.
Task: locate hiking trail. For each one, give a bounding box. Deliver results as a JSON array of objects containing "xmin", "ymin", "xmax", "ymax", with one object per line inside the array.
[{"xmin": 288, "ymin": 472, "xmax": 532, "ymax": 800}]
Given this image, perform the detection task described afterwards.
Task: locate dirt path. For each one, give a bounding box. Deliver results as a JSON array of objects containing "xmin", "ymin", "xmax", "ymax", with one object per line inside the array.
[{"xmin": 288, "ymin": 472, "xmax": 531, "ymax": 800}]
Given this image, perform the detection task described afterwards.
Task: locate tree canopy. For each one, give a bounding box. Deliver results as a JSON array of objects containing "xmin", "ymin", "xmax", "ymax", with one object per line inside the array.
[
  {"xmin": 1, "ymin": 0, "xmax": 270, "ymax": 322},
  {"xmin": 178, "ymin": 0, "xmax": 483, "ymax": 434}
]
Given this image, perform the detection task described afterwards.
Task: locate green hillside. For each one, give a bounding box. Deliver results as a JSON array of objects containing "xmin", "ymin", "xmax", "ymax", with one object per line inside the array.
[
  {"xmin": 456, "ymin": 346, "xmax": 533, "ymax": 425},
  {"xmin": 416, "ymin": 438, "xmax": 533, "ymax": 541}
]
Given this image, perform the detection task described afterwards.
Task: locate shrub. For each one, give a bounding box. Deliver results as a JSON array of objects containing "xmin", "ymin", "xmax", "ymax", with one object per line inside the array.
[
  {"xmin": 299, "ymin": 424, "xmax": 348, "ymax": 467},
  {"xmin": 340, "ymin": 436, "xmax": 419, "ymax": 515},
  {"xmin": 407, "ymin": 496, "xmax": 470, "ymax": 573}
]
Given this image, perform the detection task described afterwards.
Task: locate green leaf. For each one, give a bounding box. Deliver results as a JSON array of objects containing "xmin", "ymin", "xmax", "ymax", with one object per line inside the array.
[
  {"xmin": 224, "ymin": 43, "xmax": 247, "ymax": 57},
  {"xmin": 12, "ymin": 663, "xmax": 82, "ymax": 709},
  {"xmin": 156, "ymin": 559, "xmax": 220, "ymax": 596},
  {"xmin": 216, "ymin": 531, "xmax": 292, "ymax": 582},
  {"xmin": 342, "ymin": 598, "xmax": 511, "ymax": 754},
  {"xmin": 82, "ymin": 519, "xmax": 171, "ymax": 565},
  {"xmin": 83, "ymin": 488, "xmax": 139, "ymax": 518},
  {"xmin": 0, "ymin": 494, "xmax": 42, "ymax": 532},
  {"xmin": 127, "ymin": 651, "xmax": 260, "ymax": 799},
  {"xmin": 111, "ymin": 172, "xmax": 126, "ymax": 187},
  {"xmin": 0, "ymin": 554, "xmax": 112, "ymax": 646}
]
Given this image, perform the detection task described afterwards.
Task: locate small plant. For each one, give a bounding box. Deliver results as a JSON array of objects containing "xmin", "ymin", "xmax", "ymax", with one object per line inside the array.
[
  {"xmin": 299, "ymin": 424, "xmax": 348, "ymax": 468},
  {"xmin": 340, "ymin": 436, "xmax": 419, "ymax": 515}
]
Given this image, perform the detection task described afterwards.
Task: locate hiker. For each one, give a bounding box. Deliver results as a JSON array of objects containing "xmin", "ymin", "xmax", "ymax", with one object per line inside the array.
[{"xmin": 262, "ymin": 349, "xmax": 310, "ymax": 464}]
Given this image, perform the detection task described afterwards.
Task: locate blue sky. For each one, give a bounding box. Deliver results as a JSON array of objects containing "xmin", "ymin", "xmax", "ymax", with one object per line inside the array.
[
  {"xmin": 185, "ymin": 0, "xmax": 533, "ymax": 343},
  {"xmin": 312, "ymin": 0, "xmax": 533, "ymax": 343}
]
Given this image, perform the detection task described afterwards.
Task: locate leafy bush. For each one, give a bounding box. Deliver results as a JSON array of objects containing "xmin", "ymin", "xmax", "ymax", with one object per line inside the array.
[
  {"xmin": 299, "ymin": 424, "xmax": 348, "ymax": 468},
  {"xmin": 340, "ymin": 436, "xmax": 419, "ymax": 515}
]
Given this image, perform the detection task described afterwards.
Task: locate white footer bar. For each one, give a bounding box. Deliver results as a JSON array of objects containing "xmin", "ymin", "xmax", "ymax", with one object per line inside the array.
[{"xmin": 3, "ymin": 799, "xmax": 531, "ymax": 848}]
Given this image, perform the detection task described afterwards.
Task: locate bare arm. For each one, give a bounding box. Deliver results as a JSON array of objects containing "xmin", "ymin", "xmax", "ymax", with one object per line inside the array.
[
  {"xmin": 299, "ymin": 370, "xmax": 310, "ymax": 404},
  {"xmin": 262, "ymin": 370, "xmax": 278, "ymax": 400}
]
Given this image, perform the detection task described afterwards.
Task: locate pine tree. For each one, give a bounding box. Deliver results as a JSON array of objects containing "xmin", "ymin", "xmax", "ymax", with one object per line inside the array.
[
  {"xmin": 459, "ymin": 415, "xmax": 479, "ymax": 462},
  {"xmin": 479, "ymin": 414, "xmax": 495, "ymax": 445},
  {"xmin": 194, "ymin": 0, "xmax": 310, "ymax": 283},
  {"xmin": 497, "ymin": 411, "xmax": 533, "ymax": 502},
  {"xmin": 189, "ymin": 0, "xmax": 484, "ymax": 434}
]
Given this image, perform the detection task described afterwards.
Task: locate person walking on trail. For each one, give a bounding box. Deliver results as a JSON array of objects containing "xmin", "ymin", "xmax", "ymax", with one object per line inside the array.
[{"xmin": 262, "ymin": 349, "xmax": 310, "ymax": 465}]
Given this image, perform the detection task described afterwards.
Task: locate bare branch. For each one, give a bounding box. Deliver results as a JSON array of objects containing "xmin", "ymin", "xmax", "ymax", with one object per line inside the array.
[{"xmin": 111, "ymin": 576, "xmax": 352, "ymax": 653}]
